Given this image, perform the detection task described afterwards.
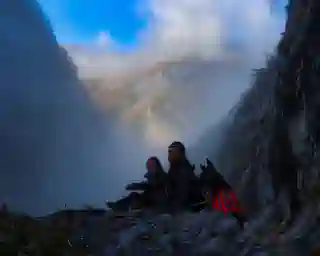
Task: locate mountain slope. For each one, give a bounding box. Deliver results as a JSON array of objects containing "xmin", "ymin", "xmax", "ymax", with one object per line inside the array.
[
  {"xmin": 203, "ymin": 0, "xmax": 320, "ymax": 215},
  {"xmin": 0, "ymin": 0, "xmax": 114, "ymax": 215}
]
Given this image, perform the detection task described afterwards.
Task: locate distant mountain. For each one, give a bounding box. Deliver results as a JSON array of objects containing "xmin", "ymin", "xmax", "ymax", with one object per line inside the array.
[{"xmin": 70, "ymin": 51, "xmax": 252, "ymax": 149}]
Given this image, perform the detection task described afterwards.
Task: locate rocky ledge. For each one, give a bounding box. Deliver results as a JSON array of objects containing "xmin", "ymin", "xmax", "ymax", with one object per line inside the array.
[{"xmin": 1, "ymin": 200, "xmax": 320, "ymax": 255}]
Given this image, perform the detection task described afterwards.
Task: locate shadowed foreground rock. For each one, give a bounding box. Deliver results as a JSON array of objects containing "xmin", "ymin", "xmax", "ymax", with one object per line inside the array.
[{"xmin": 1, "ymin": 205, "xmax": 320, "ymax": 255}]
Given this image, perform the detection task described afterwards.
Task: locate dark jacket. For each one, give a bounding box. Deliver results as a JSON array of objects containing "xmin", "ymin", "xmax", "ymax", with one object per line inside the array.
[
  {"xmin": 166, "ymin": 159, "xmax": 197, "ymax": 210},
  {"xmin": 199, "ymin": 159, "xmax": 231, "ymax": 197},
  {"xmin": 126, "ymin": 169, "xmax": 168, "ymax": 209}
]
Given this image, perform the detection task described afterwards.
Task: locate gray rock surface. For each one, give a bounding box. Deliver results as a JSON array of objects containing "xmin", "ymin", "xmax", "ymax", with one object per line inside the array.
[{"xmin": 52, "ymin": 206, "xmax": 317, "ymax": 255}]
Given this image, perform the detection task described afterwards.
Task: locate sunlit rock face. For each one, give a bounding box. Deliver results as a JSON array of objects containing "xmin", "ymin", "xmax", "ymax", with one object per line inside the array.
[
  {"xmin": 0, "ymin": 0, "xmax": 117, "ymax": 216},
  {"xmin": 75, "ymin": 52, "xmax": 251, "ymax": 151}
]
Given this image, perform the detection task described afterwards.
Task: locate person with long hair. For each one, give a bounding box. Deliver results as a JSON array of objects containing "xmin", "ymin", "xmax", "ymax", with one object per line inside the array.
[{"xmin": 107, "ymin": 156, "xmax": 168, "ymax": 212}]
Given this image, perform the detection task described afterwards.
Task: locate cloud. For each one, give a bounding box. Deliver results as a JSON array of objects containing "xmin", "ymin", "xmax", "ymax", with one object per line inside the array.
[
  {"xmin": 96, "ymin": 31, "xmax": 114, "ymax": 47},
  {"xmin": 61, "ymin": 0, "xmax": 287, "ymax": 205},
  {"xmin": 141, "ymin": 0, "xmax": 223, "ymax": 59},
  {"xmin": 69, "ymin": 0, "xmax": 285, "ymax": 69},
  {"xmin": 136, "ymin": 0, "xmax": 284, "ymax": 60},
  {"xmin": 63, "ymin": 0, "xmax": 286, "ymax": 152}
]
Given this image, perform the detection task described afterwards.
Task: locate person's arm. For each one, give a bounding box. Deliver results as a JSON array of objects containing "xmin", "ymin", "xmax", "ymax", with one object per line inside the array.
[{"xmin": 126, "ymin": 181, "xmax": 149, "ymax": 191}]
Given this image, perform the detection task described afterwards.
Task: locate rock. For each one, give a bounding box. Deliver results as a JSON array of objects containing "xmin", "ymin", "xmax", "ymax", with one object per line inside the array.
[
  {"xmin": 251, "ymin": 251, "xmax": 269, "ymax": 256},
  {"xmin": 312, "ymin": 248, "xmax": 320, "ymax": 256},
  {"xmin": 103, "ymin": 245, "xmax": 118, "ymax": 255},
  {"xmin": 157, "ymin": 234, "xmax": 173, "ymax": 254},
  {"xmin": 280, "ymin": 206, "xmax": 317, "ymax": 241},
  {"xmin": 118, "ymin": 226, "xmax": 143, "ymax": 248},
  {"xmin": 210, "ymin": 215, "xmax": 239, "ymax": 235},
  {"xmin": 196, "ymin": 236, "xmax": 228, "ymax": 255}
]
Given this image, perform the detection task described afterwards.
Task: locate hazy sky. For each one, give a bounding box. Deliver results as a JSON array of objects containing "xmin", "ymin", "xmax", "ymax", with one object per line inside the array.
[{"xmin": 34, "ymin": 0, "xmax": 289, "ymax": 163}]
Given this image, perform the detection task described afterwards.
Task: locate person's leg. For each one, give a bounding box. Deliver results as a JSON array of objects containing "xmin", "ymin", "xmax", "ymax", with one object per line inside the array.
[
  {"xmin": 231, "ymin": 212, "xmax": 247, "ymax": 229},
  {"xmin": 107, "ymin": 192, "xmax": 141, "ymax": 211},
  {"xmin": 138, "ymin": 191, "xmax": 153, "ymax": 209},
  {"xmin": 227, "ymin": 190, "xmax": 247, "ymax": 229}
]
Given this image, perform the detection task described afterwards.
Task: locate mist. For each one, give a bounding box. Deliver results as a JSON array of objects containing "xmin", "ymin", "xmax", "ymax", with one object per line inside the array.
[
  {"xmin": 67, "ymin": 1, "xmax": 286, "ymax": 190},
  {"xmin": 0, "ymin": 0, "xmax": 286, "ymax": 216}
]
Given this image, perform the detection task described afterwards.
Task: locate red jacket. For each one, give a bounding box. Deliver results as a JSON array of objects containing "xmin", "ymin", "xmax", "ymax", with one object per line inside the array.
[{"xmin": 211, "ymin": 188, "xmax": 243, "ymax": 215}]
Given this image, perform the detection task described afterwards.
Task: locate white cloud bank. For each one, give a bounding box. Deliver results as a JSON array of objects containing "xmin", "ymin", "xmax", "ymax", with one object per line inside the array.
[
  {"xmin": 65, "ymin": 0, "xmax": 286, "ymax": 151},
  {"xmin": 69, "ymin": 0, "xmax": 285, "ymax": 75}
]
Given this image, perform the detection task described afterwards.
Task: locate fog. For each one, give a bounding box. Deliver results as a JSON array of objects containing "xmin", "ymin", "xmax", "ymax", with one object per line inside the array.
[
  {"xmin": 0, "ymin": 0, "xmax": 285, "ymax": 216},
  {"xmin": 67, "ymin": 0, "xmax": 286, "ymax": 195}
]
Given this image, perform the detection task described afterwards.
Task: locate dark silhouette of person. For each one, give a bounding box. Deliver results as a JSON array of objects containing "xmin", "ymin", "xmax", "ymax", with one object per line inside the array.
[
  {"xmin": 268, "ymin": 125, "xmax": 302, "ymax": 224},
  {"xmin": 199, "ymin": 158, "xmax": 247, "ymax": 229},
  {"xmin": 166, "ymin": 141, "xmax": 200, "ymax": 212},
  {"xmin": 107, "ymin": 156, "xmax": 168, "ymax": 212}
]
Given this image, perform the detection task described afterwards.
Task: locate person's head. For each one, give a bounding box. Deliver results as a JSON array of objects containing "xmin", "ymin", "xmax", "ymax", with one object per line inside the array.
[
  {"xmin": 168, "ymin": 141, "xmax": 186, "ymax": 164},
  {"xmin": 145, "ymin": 156, "xmax": 163, "ymax": 174}
]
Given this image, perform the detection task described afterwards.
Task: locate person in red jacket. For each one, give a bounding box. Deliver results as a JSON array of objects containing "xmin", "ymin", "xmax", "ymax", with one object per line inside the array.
[{"xmin": 199, "ymin": 158, "xmax": 247, "ymax": 229}]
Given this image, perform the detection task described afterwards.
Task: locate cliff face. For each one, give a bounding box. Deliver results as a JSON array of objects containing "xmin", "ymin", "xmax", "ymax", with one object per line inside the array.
[
  {"xmin": 0, "ymin": 0, "xmax": 114, "ymax": 215},
  {"xmin": 204, "ymin": 0, "xmax": 320, "ymax": 215}
]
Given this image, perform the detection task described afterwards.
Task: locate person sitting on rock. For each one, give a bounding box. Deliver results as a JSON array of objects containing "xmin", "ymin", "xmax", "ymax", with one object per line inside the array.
[
  {"xmin": 166, "ymin": 141, "xmax": 202, "ymax": 212},
  {"xmin": 107, "ymin": 156, "xmax": 168, "ymax": 212},
  {"xmin": 199, "ymin": 158, "xmax": 247, "ymax": 229}
]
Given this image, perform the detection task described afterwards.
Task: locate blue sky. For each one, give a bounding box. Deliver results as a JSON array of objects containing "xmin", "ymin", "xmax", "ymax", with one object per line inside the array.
[
  {"xmin": 37, "ymin": 0, "xmax": 288, "ymax": 47},
  {"xmin": 37, "ymin": 0, "xmax": 147, "ymax": 45}
]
